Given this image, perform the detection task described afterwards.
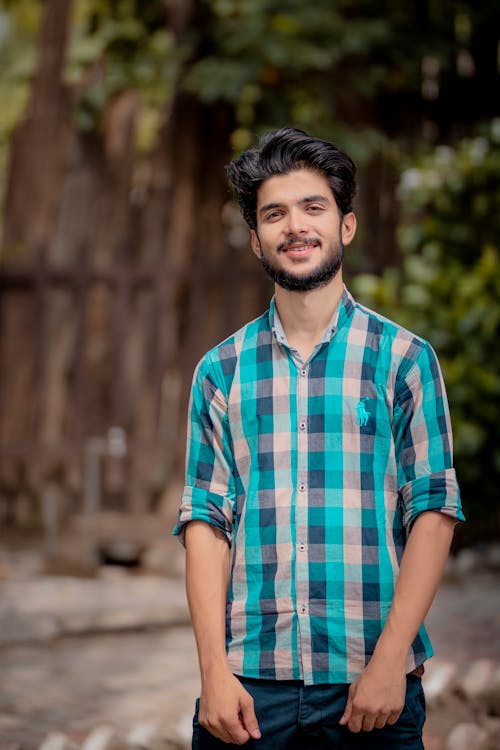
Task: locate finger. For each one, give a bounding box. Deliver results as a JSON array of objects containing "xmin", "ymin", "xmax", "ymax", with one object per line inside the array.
[
  {"xmin": 374, "ymin": 714, "xmax": 389, "ymax": 729},
  {"xmin": 239, "ymin": 694, "xmax": 262, "ymax": 739},
  {"xmin": 361, "ymin": 715, "xmax": 376, "ymax": 732},
  {"xmin": 386, "ymin": 709, "xmax": 402, "ymax": 726},
  {"xmin": 347, "ymin": 706, "xmax": 365, "ymax": 734},
  {"xmin": 202, "ymin": 713, "xmax": 248, "ymax": 745},
  {"xmin": 339, "ymin": 686, "xmax": 354, "ymax": 725},
  {"xmin": 224, "ymin": 719, "xmax": 250, "ymax": 746},
  {"xmin": 347, "ymin": 712, "xmax": 363, "ymax": 734},
  {"xmin": 200, "ymin": 718, "xmax": 235, "ymax": 744}
]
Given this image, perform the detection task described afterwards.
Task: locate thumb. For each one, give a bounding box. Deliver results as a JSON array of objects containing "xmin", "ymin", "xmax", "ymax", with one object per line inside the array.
[
  {"xmin": 239, "ymin": 693, "xmax": 261, "ymax": 739},
  {"xmin": 339, "ymin": 684, "xmax": 355, "ymax": 726}
]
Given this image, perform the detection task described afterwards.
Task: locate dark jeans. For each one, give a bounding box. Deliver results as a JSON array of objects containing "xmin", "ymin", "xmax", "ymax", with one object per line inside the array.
[{"xmin": 192, "ymin": 674, "xmax": 425, "ymax": 749}]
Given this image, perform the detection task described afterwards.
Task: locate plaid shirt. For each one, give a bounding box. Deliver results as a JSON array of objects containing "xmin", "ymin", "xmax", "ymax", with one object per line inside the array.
[{"xmin": 174, "ymin": 287, "xmax": 464, "ymax": 685}]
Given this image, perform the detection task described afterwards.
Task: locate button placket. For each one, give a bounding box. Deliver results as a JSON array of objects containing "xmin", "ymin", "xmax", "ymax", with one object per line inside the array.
[{"xmin": 295, "ymin": 361, "xmax": 310, "ymax": 668}]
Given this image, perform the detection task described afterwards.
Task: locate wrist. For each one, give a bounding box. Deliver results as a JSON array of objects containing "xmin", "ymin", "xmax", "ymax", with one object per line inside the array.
[
  {"xmin": 200, "ymin": 656, "xmax": 232, "ymax": 684},
  {"xmin": 371, "ymin": 637, "xmax": 408, "ymax": 670}
]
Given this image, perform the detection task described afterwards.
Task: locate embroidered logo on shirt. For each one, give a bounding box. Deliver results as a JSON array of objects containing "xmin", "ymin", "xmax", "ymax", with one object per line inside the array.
[{"xmin": 355, "ymin": 399, "xmax": 371, "ymax": 427}]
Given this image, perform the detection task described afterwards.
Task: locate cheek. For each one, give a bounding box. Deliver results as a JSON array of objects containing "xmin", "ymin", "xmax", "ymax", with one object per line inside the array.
[{"xmin": 254, "ymin": 229, "xmax": 275, "ymax": 253}]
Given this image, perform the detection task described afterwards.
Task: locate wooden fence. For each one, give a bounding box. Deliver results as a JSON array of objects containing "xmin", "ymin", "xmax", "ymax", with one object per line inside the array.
[{"xmin": 0, "ymin": 241, "xmax": 268, "ymax": 534}]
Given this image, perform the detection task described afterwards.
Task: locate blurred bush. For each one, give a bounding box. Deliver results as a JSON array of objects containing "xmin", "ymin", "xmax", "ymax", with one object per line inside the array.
[{"xmin": 353, "ymin": 120, "xmax": 500, "ymax": 541}]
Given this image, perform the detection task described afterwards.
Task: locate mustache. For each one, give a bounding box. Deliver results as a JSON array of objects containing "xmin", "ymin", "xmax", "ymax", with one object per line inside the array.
[{"xmin": 277, "ymin": 237, "xmax": 321, "ymax": 253}]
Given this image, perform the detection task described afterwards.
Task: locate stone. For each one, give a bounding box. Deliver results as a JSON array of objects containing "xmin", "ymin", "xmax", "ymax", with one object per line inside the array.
[
  {"xmin": 423, "ymin": 660, "xmax": 458, "ymax": 703},
  {"xmin": 446, "ymin": 723, "xmax": 489, "ymax": 750},
  {"xmin": 0, "ymin": 608, "xmax": 60, "ymax": 646},
  {"xmin": 98, "ymin": 565, "xmax": 130, "ymax": 580},
  {"xmin": 481, "ymin": 664, "xmax": 500, "ymax": 714},
  {"xmin": 423, "ymin": 732, "xmax": 446, "ymax": 750},
  {"xmin": 460, "ymin": 658, "xmax": 497, "ymax": 699},
  {"xmin": 175, "ymin": 712, "xmax": 194, "ymax": 746},
  {"xmin": 484, "ymin": 543, "xmax": 500, "ymax": 569},
  {"xmin": 126, "ymin": 721, "xmax": 184, "ymax": 750},
  {"xmin": 443, "ymin": 555, "xmax": 457, "ymax": 579},
  {"xmin": 141, "ymin": 540, "xmax": 184, "ymax": 578},
  {"xmin": 81, "ymin": 726, "xmax": 131, "ymax": 750},
  {"xmin": 482, "ymin": 717, "xmax": 500, "ymax": 748},
  {"xmin": 39, "ymin": 732, "xmax": 78, "ymax": 750},
  {"xmin": 491, "ymin": 663, "xmax": 500, "ymax": 692},
  {"xmin": 127, "ymin": 721, "xmax": 166, "ymax": 750},
  {"xmin": 454, "ymin": 548, "xmax": 483, "ymax": 575},
  {"xmin": 98, "ymin": 540, "xmax": 142, "ymax": 567}
]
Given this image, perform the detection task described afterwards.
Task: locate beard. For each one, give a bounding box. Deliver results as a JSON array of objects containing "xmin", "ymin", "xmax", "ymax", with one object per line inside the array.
[{"xmin": 257, "ymin": 234, "xmax": 344, "ymax": 292}]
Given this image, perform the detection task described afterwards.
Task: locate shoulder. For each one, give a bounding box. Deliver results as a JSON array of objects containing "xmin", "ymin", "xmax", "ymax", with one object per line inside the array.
[
  {"xmin": 194, "ymin": 308, "xmax": 270, "ymax": 395},
  {"xmin": 350, "ymin": 297, "xmax": 437, "ymax": 380}
]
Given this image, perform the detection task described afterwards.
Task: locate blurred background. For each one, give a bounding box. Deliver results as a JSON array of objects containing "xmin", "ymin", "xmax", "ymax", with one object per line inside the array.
[
  {"xmin": 0, "ymin": 1, "xmax": 499, "ymax": 748},
  {"xmin": 1, "ymin": 0, "xmax": 500, "ymax": 548}
]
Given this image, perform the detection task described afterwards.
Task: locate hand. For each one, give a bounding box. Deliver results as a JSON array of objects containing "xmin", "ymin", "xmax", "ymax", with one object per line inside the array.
[
  {"xmin": 339, "ymin": 660, "xmax": 406, "ymax": 733},
  {"xmin": 199, "ymin": 670, "xmax": 262, "ymax": 744}
]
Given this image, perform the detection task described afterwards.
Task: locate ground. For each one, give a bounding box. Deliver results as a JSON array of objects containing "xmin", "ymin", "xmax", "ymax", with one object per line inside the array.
[{"xmin": 0, "ymin": 549, "xmax": 499, "ymax": 750}]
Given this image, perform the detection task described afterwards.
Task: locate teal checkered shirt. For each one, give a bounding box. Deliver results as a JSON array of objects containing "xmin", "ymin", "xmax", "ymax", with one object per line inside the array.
[{"xmin": 174, "ymin": 287, "xmax": 464, "ymax": 684}]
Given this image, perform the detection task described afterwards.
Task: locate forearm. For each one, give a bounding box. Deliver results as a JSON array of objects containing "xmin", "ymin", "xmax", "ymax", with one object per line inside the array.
[
  {"xmin": 373, "ymin": 510, "xmax": 456, "ymax": 666},
  {"xmin": 185, "ymin": 521, "xmax": 261, "ymax": 743},
  {"xmin": 340, "ymin": 510, "xmax": 456, "ymax": 731},
  {"xmin": 185, "ymin": 520, "xmax": 232, "ymax": 680}
]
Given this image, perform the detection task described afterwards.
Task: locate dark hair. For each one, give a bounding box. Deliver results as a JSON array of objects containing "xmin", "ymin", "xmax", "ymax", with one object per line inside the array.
[{"xmin": 225, "ymin": 127, "xmax": 357, "ymax": 230}]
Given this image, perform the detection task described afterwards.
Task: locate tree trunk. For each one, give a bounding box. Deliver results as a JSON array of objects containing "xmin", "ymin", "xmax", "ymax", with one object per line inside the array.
[
  {"xmin": 0, "ymin": 0, "xmax": 75, "ymax": 518},
  {"xmin": 1, "ymin": 0, "xmax": 75, "ymax": 257}
]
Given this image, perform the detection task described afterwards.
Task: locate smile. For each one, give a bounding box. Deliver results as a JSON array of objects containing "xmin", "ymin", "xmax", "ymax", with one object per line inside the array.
[{"xmin": 279, "ymin": 239, "xmax": 321, "ymax": 256}]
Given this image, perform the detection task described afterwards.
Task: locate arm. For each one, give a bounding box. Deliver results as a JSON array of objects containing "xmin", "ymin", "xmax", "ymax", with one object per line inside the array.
[
  {"xmin": 185, "ymin": 520, "xmax": 261, "ymax": 744},
  {"xmin": 341, "ymin": 342, "xmax": 464, "ymax": 733},
  {"xmin": 340, "ymin": 510, "xmax": 455, "ymax": 732},
  {"xmin": 174, "ymin": 359, "xmax": 260, "ymax": 742}
]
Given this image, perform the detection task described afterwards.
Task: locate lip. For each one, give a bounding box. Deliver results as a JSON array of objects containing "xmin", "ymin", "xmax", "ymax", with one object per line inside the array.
[{"xmin": 284, "ymin": 243, "xmax": 317, "ymax": 258}]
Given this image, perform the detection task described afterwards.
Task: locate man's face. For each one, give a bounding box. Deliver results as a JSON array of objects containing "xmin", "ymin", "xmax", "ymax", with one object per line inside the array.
[{"xmin": 250, "ymin": 168, "xmax": 356, "ymax": 292}]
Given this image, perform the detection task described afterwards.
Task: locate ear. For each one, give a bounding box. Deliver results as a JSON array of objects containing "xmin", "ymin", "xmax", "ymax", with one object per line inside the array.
[
  {"xmin": 250, "ymin": 229, "xmax": 262, "ymax": 259},
  {"xmin": 341, "ymin": 212, "xmax": 357, "ymax": 246}
]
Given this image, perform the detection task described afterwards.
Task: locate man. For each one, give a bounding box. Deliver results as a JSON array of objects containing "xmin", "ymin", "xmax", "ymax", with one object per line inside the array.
[{"xmin": 174, "ymin": 128, "xmax": 464, "ymax": 749}]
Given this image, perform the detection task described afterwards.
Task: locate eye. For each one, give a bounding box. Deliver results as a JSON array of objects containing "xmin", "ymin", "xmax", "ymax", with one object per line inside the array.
[
  {"xmin": 265, "ymin": 210, "xmax": 284, "ymax": 221},
  {"xmin": 306, "ymin": 204, "xmax": 324, "ymax": 213}
]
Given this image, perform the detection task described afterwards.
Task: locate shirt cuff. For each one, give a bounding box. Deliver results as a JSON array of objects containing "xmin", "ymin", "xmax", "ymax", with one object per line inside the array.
[
  {"xmin": 172, "ymin": 485, "xmax": 234, "ymax": 546},
  {"xmin": 399, "ymin": 468, "xmax": 465, "ymax": 531}
]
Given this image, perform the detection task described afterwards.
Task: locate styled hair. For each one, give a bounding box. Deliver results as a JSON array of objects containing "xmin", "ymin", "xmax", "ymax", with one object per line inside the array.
[{"xmin": 225, "ymin": 127, "xmax": 357, "ymax": 229}]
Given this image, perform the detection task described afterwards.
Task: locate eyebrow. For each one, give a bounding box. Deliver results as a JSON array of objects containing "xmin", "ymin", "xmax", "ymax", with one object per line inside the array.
[{"xmin": 258, "ymin": 194, "xmax": 330, "ymax": 215}]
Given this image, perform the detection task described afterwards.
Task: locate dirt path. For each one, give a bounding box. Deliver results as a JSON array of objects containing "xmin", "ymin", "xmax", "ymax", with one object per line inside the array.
[
  {"xmin": 0, "ymin": 626, "xmax": 199, "ymax": 750},
  {"xmin": 0, "ymin": 572, "xmax": 499, "ymax": 750}
]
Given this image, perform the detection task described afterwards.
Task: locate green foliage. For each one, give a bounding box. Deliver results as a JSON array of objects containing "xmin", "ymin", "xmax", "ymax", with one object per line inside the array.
[
  {"xmin": 0, "ymin": 2, "xmax": 41, "ymax": 152},
  {"xmin": 67, "ymin": 0, "xmax": 178, "ymax": 144},
  {"xmin": 178, "ymin": 0, "xmax": 394, "ymax": 158},
  {"xmin": 0, "ymin": 1, "xmax": 41, "ymax": 236},
  {"xmin": 353, "ymin": 122, "xmax": 500, "ymax": 537},
  {"xmin": 1, "ymin": 0, "xmax": 498, "ymax": 163}
]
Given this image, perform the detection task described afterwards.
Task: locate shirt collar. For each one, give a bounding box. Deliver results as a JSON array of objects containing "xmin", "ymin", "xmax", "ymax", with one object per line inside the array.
[{"xmin": 268, "ymin": 285, "xmax": 356, "ymax": 348}]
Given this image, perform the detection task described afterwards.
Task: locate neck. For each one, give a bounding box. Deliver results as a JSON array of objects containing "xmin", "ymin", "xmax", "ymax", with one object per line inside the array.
[{"xmin": 274, "ymin": 271, "xmax": 344, "ymax": 345}]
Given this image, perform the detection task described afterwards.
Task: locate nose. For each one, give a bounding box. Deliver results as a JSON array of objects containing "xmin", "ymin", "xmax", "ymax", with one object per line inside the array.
[{"xmin": 284, "ymin": 207, "xmax": 307, "ymax": 236}]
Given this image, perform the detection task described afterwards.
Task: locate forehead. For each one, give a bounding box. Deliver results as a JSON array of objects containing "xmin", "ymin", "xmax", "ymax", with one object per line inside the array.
[{"xmin": 256, "ymin": 168, "xmax": 335, "ymax": 208}]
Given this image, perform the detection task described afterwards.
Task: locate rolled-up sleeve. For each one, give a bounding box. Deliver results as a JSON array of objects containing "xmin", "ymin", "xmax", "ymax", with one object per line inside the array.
[
  {"xmin": 393, "ymin": 341, "xmax": 465, "ymax": 531},
  {"xmin": 172, "ymin": 356, "xmax": 236, "ymax": 545}
]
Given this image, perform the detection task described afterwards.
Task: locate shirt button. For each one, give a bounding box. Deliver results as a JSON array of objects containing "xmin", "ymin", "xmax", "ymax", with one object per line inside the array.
[
  {"xmin": 299, "ymin": 542, "xmax": 305, "ymax": 551},
  {"xmin": 298, "ymin": 483, "xmax": 305, "ymax": 492},
  {"xmin": 299, "ymin": 421, "xmax": 306, "ymax": 431},
  {"xmin": 300, "ymin": 368, "xmax": 307, "ymax": 377},
  {"xmin": 300, "ymin": 604, "xmax": 307, "ymax": 614}
]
